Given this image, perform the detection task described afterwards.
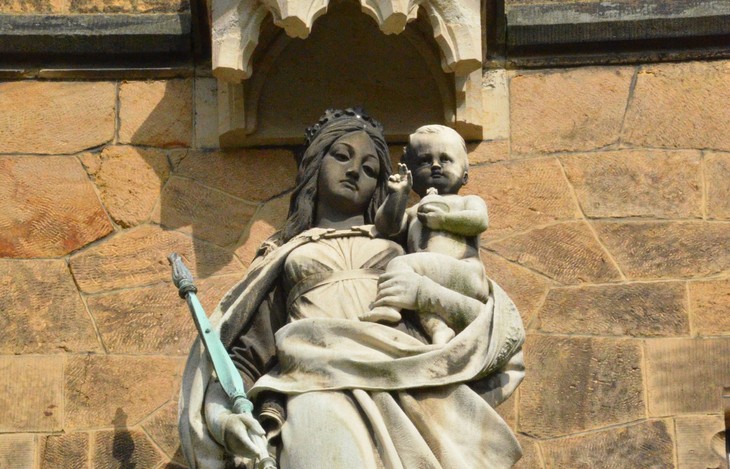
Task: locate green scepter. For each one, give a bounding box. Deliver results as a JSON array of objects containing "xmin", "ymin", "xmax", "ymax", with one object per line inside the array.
[{"xmin": 168, "ymin": 253, "xmax": 277, "ymax": 469}]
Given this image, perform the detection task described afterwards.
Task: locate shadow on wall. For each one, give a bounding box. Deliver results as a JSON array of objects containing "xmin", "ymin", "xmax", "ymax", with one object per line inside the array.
[{"xmin": 112, "ymin": 408, "xmax": 136, "ymax": 469}]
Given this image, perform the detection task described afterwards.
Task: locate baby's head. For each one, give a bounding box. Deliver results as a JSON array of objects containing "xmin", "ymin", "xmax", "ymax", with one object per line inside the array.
[{"xmin": 402, "ymin": 125, "xmax": 469, "ymax": 197}]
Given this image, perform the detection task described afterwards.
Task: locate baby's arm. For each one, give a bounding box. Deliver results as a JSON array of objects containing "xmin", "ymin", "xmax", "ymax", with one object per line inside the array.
[
  {"xmin": 418, "ymin": 194, "xmax": 488, "ymax": 236},
  {"xmin": 375, "ymin": 163, "xmax": 413, "ymax": 237}
]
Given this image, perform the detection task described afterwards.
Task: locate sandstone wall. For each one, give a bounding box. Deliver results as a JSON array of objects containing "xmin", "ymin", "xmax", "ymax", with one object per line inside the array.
[{"xmin": 0, "ymin": 61, "xmax": 728, "ymax": 468}]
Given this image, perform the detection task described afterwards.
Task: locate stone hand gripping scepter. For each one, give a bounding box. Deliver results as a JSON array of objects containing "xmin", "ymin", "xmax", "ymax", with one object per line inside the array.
[{"xmin": 168, "ymin": 253, "xmax": 277, "ymax": 469}]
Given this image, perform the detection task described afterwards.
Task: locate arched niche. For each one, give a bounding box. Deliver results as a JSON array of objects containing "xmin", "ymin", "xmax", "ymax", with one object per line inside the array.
[{"xmin": 215, "ymin": 0, "xmax": 485, "ymax": 146}]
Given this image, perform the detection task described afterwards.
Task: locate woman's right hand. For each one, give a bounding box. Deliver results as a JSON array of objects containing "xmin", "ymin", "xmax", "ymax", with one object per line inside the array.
[{"xmin": 222, "ymin": 411, "xmax": 269, "ymax": 459}]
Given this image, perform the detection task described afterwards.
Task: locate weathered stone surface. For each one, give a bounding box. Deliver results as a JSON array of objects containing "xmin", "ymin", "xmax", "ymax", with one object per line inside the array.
[
  {"xmin": 481, "ymin": 250, "xmax": 553, "ymax": 326},
  {"xmin": 0, "ymin": 434, "xmax": 36, "ymax": 469},
  {"xmin": 495, "ymin": 392, "xmax": 517, "ymax": 430},
  {"xmin": 0, "ymin": 0, "xmax": 68, "ymax": 12},
  {"xmin": 623, "ymin": 61, "xmax": 730, "ymax": 151},
  {"xmin": 142, "ymin": 401, "xmax": 185, "ymax": 464},
  {"xmin": 92, "ymin": 429, "xmax": 163, "ymax": 469},
  {"xmin": 466, "ymin": 139, "xmax": 509, "ymax": 164},
  {"xmin": 0, "ymin": 356, "xmax": 63, "ymax": 432},
  {"xmin": 154, "ymin": 176, "xmax": 257, "ymax": 247},
  {"xmin": 487, "ymin": 221, "xmax": 621, "ymax": 284},
  {"xmin": 538, "ymin": 282, "xmax": 689, "ymax": 337},
  {"xmin": 41, "ymin": 432, "xmax": 88, "ymax": 469},
  {"xmin": 0, "ymin": 259, "xmax": 99, "ymax": 354},
  {"xmin": 87, "ymin": 275, "xmax": 240, "ymax": 354},
  {"xmin": 135, "ymin": 0, "xmax": 188, "ymax": 12},
  {"xmin": 675, "ymin": 415, "xmax": 727, "ymax": 469},
  {"xmin": 561, "ymin": 150, "xmax": 702, "ymax": 218},
  {"xmin": 519, "ymin": 335, "xmax": 645, "ymax": 438},
  {"xmin": 541, "ymin": 420, "xmax": 674, "ymax": 469},
  {"xmin": 0, "ymin": 156, "xmax": 113, "ymax": 258},
  {"xmin": 510, "ymin": 67, "xmax": 632, "ymax": 153},
  {"xmin": 85, "ymin": 146, "xmax": 172, "ymax": 228},
  {"xmin": 69, "ymin": 0, "xmax": 133, "ymax": 12},
  {"xmin": 481, "ymin": 69, "xmax": 510, "ymax": 141},
  {"xmin": 594, "ymin": 221, "xmax": 730, "ymax": 279},
  {"xmin": 234, "ymin": 196, "xmax": 289, "ymax": 266},
  {"xmin": 646, "ymin": 338, "xmax": 730, "ymax": 416},
  {"xmin": 706, "ymin": 152, "xmax": 730, "ymax": 220},
  {"xmin": 194, "ymin": 77, "xmax": 218, "ymax": 149},
  {"xmin": 175, "ymin": 149, "xmax": 297, "ymax": 202},
  {"xmin": 463, "ymin": 158, "xmax": 581, "ymax": 241},
  {"xmin": 119, "ymin": 80, "xmax": 192, "ymax": 147},
  {"xmin": 0, "ymin": 81, "xmax": 114, "ymax": 154},
  {"xmin": 690, "ymin": 279, "xmax": 730, "ymax": 336},
  {"xmin": 65, "ymin": 355, "xmax": 181, "ymax": 430},
  {"xmin": 514, "ymin": 435, "xmax": 543, "ymax": 469},
  {"xmin": 70, "ymin": 225, "xmax": 244, "ymax": 294}
]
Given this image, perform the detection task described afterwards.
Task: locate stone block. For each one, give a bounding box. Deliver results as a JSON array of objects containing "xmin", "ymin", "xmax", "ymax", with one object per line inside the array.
[
  {"xmin": 92, "ymin": 429, "xmax": 163, "ymax": 469},
  {"xmin": 136, "ymin": 0, "xmax": 188, "ymax": 12},
  {"xmin": 0, "ymin": 356, "xmax": 63, "ymax": 432},
  {"xmin": 234, "ymin": 195, "xmax": 289, "ymax": 266},
  {"xmin": 463, "ymin": 158, "xmax": 581, "ymax": 242},
  {"xmin": 174, "ymin": 148, "xmax": 297, "ymax": 203},
  {"xmin": 69, "ymin": 0, "xmax": 133, "ymax": 12},
  {"xmin": 487, "ymin": 221, "xmax": 621, "ymax": 284},
  {"xmin": 623, "ymin": 61, "xmax": 730, "ymax": 151},
  {"xmin": 87, "ymin": 275, "xmax": 240, "ymax": 354},
  {"xmin": 706, "ymin": 152, "xmax": 730, "ymax": 220},
  {"xmin": 538, "ymin": 282, "xmax": 689, "ymax": 337},
  {"xmin": 690, "ymin": 279, "xmax": 730, "ymax": 336},
  {"xmin": 142, "ymin": 401, "xmax": 185, "ymax": 463},
  {"xmin": 119, "ymin": 80, "xmax": 192, "ymax": 147},
  {"xmin": 646, "ymin": 338, "xmax": 730, "ymax": 416},
  {"xmin": 561, "ymin": 150, "xmax": 702, "ymax": 219},
  {"xmin": 675, "ymin": 415, "xmax": 727, "ymax": 469},
  {"xmin": 0, "ymin": 259, "xmax": 100, "ymax": 354},
  {"xmin": 65, "ymin": 355, "xmax": 181, "ymax": 430},
  {"xmin": 514, "ymin": 435, "xmax": 543, "ymax": 469},
  {"xmin": 153, "ymin": 176, "xmax": 257, "ymax": 247},
  {"xmin": 519, "ymin": 335, "xmax": 645, "ymax": 438},
  {"xmin": 510, "ymin": 67, "xmax": 632, "ymax": 153},
  {"xmin": 0, "ymin": 434, "xmax": 36, "ymax": 469},
  {"xmin": 466, "ymin": 139, "xmax": 509, "ymax": 165},
  {"xmin": 41, "ymin": 432, "xmax": 88, "ymax": 469},
  {"xmin": 194, "ymin": 77, "xmax": 218, "ymax": 149},
  {"xmin": 541, "ymin": 420, "xmax": 674, "ymax": 469},
  {"xmin": 0, "ymin": 81, "xmax": 114, "ymax": 154},
  {"xmin": 481, "ymin": 69, "xmax": 510, "ymax": 141},
  {"xmin": 0, "ymin": 156, "xmax": 113, "ymax": 258},
  {"xmin": 0, "ymin": 0, "xmax": 68, "ymax": 12},
  {"xmin": 85, "ymin": 146, "xmax": 173, "ymax": 228},
  {"xmin": 481, "ymin": 250, "xmax": 553, "ymax": 327},
  {"xmin": 69, "ymin": 225, "xmax": 244, "ymax": 294},
  {"xmin": 594, "ymin": 221, "xmax": 730, "ymax": 279}
]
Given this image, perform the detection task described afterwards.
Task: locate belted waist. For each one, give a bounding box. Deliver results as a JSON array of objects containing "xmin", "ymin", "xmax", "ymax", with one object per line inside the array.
[{"xmin": 286, "ymin": 268, "xmax": 383, "ymax": 310}]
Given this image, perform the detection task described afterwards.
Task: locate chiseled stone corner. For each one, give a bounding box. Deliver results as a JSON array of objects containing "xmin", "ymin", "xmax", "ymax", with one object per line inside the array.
[
  {"xmin": 194, "ymin": 77, "xmax": 219, "ymax": 149},
  {"xmin": 92, "ymin": 429, "xmax": 164, "ymax": 468},
  {"xmin": 510, "ymin": 67, "xmax": 633, "ymax": 154},
  {"xmin": 690, "ymin": 279, "xmax": 730, "ymax": 336},
  {"xmin": 675, "ymin": 415, "xmax": 726, "ymax": 469},
  {"xmin": 65, "ymin": 355, "xmax": 181, "ymax": 430},
  {"xmin": 464, "ymin": 158, "xmax": 581, "ymax": 242},
  {"xmin": 561, "ymin": 150, "xmax": 702, "ymax": 219},
  {"xmin": 514, "ymin": 435, "xmax": 543, "ymax": 469},
  {"xmin": 0, "ymin": 81, "xmax": 115, "ymax": 154},
  {"xmin": 0, "ymin": 156, "xmax": 113, "ymax": 258},
  {"xmin": 0, "ymin": 259, "xmax": 100, "ymax": 354},
  {"xmin": 466, "ymin": 139, "xmax": 509, "ymax": 165},
  {"xmin": 234, "ymin": 195, "xmax": 290, "ymax": 267},
  {"xmin": 519, "ymin": 335, "xmax": 645, "ymax": 438},
  {"xmin": 86, "ymin": 146, "xmax": 173, "ymax": 228},
  {"xmin": 142, "ymin": 401, "xmax": 187, "ymax": 464},
  {"xmin": 538, "ymin": 282, "xmax": 689, "ymax": 337},
  {"xmin": 69, "ymin": 224, "xmax": 244, "ymax": 294},
  {"xmin": 593, "ymin": 221, "xmax": 730, "ymax": 280},
  {"xmin": 41, "ymin": 432, "xmax": 88, "ymax": 469},
  {"xmin": 540, "ymin": 420, "xmax": 675, "ymax": 468},
  {"xmin": 623, "ymin": 60, "xmax": 730, "ymax": 151},
  {"xmin": 0, "ymin": 356, "xmax": 64, "ymax": 432},
  {"xmin": 481, "ymin": 70, "xmax": 509, "ymax": 141},
  {"xmin": 706, "ymin": 152, "xmax": 730, "ymax": 220},
  {"xmin": 119, "ymin": 79, "xmax": 193, "ymax": 147},
  {"xmin": 152, "ymin": 175, "xmax": 258, "ymax": 247},
  {"xmin": 0, "ymin": 434, "xmax": 36, "ymax": 469},
  {"xmin": 487, "ymin": 221, "xmax": 621, "ymax": 285},
  {"xmin": 646, "ymin": 337, "xmax": 730, "ymax": 416}
]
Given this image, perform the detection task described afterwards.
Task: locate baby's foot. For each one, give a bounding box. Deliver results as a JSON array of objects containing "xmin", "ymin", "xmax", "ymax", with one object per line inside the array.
[
  {"xmin": 362, "ymin": 306, "xmax": 402, "ymax": 323},
  {"xmin": 431, "ymin": 327, "xmax": 455, "ymax": 345}
]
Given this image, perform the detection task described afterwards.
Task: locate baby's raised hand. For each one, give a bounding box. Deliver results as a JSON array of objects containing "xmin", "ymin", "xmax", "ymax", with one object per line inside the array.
[{"xmin": 387, "ymin": 163, "xmax": 413, "ymax": 194}]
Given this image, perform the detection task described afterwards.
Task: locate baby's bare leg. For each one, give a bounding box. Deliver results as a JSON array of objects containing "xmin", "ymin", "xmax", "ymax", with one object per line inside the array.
[{"xmin": 420, "ymin": 313, "xmax": 455, "ymax": 345}]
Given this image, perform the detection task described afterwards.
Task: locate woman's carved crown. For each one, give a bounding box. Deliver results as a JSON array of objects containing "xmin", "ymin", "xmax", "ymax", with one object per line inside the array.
[{"xmin": 304, "ymin": 107, "xmax": 384, "ymax": 147}]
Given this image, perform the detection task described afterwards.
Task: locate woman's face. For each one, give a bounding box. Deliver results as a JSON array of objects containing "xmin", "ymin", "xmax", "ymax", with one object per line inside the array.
[{"xmin": 317, "ymin": 130, "xmax": 381, "ymax": 217}]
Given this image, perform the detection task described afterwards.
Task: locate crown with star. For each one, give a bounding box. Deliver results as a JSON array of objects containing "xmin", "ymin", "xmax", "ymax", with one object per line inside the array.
[{"xmin": 304, "ymin": 107, "xmax": 384, "ymax": 147}]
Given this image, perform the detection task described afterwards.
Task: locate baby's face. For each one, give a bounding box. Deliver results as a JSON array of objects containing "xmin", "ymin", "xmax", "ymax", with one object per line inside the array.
[{"xmin": 405, "ymin": 132, "xmax": 468, "ymax": 197}]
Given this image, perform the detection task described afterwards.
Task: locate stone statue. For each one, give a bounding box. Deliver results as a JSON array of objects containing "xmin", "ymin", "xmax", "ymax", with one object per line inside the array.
[{"xmin": 178, "ymin": 109, "xmax": 526, "ymax": 469}]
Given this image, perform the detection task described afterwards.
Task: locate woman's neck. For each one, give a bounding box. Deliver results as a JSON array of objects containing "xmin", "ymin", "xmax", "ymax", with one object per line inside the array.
[{"xmin": 315, "ymin": 210, "xmax": 366, "ymax": 231}]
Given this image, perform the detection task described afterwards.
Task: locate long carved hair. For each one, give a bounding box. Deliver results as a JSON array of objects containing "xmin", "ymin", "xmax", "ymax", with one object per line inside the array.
[{"xmin": 278, "ymin": 115, "xmax": 392, "ymax": 243}]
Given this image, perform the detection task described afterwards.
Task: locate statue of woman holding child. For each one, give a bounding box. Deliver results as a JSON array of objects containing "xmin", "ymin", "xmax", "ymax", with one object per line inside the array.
[{"xmin": 179, "ymin": 109, "xmax": 525, "ymax": 469}]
